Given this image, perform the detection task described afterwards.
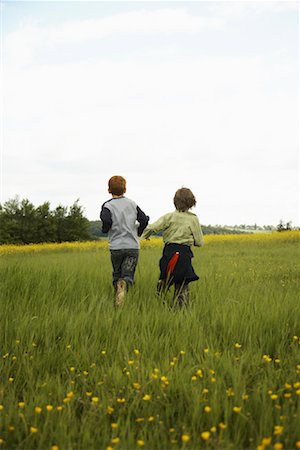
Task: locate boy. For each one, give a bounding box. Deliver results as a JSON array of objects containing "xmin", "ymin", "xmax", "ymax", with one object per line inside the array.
[
  {"xmin": 100, "ymin": 176, "xmax": 149, "ymax": 306},
  {"xmin": 142, "ymin": 187, "xmax": 204, "ymax": 306}
]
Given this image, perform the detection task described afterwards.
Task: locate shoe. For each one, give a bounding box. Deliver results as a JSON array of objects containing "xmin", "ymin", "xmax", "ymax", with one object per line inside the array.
[{"xmin": 115, "ymin": 279, "xmax": 127, "ymax": 307}]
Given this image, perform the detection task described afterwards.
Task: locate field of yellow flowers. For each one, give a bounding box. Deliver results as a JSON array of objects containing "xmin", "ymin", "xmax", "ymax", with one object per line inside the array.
[{"xmin": 0, "ymin": 231, "xmax": 299, "ymax": 450}]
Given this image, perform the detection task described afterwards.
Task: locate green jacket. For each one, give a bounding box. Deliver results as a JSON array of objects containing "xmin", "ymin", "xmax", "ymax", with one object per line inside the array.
[{"xmin": 142, "ymin": 210, "xmax": 204, "ymax": 247}]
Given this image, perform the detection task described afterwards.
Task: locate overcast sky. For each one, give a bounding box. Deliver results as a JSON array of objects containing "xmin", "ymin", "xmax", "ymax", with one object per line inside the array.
[{"xmin": 1, "ymin": 0, "xmax": 299, "ymax": 226}]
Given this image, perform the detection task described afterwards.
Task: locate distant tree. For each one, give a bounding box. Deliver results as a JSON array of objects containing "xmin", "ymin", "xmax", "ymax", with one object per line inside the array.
[
  {"xmin": 35, "ymin": 202, "xmax": 56, "ymax": 242},
  {"xmin": 0, "ymin": 197, "xmax": 90, "ymax": 244},
  {"xmin": 0, "ymin": 197, "xmax": 23, "ymax": 243},
  {"xmin": 277, "ymin": 220, "xmax": 292, "ymax": 232},
  {"xmin": 54, "ymin": 205, "xmax": 69, "ymax": 242},
  {"xmin": 65, "ymin": 199, "xmax": 90, "ymax": 241}
]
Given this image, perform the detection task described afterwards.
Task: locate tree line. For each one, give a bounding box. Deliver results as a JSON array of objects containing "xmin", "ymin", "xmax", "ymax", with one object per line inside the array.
[
  {"xmin": 1, "ymin": 197, "xmax": 296, "ymax": 245},
  {"xmin": 0, "ymin": 197, "xmax": 90, "ymax": 244}
]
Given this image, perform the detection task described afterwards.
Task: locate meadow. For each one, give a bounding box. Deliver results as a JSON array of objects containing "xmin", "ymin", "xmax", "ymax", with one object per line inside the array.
[{"xmin": 0, "ymin": 231, "xmax": 299, "ymax": 450}]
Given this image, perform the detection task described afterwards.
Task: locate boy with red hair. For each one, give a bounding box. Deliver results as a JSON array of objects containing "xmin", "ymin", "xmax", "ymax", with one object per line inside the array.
[{"xmin": 100, "ymin": 176, "xmax": 149, "ymax": 306}]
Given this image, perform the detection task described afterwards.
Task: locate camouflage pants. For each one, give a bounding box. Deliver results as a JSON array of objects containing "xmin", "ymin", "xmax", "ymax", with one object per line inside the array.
[{"xmin": 110, "ymin": 249, "xmax": 139, "ymax": 288}]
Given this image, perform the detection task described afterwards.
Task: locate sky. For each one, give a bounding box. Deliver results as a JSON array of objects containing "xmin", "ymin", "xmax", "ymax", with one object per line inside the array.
[{"xmin": 1, "ymin": 0, "xmax": 299, "ymax": 226}]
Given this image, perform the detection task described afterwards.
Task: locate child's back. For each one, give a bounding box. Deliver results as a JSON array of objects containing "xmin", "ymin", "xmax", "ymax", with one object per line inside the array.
[{"xmin": 102, "ymin": 197, "xmax": 143, "ymax": 250}]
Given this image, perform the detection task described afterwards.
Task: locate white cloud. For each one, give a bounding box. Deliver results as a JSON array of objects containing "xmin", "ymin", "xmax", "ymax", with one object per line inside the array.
[
  {"xmin": 4, "ymin": 8, "xmax": 224, "ymax": 67},
  {"xmin": 209, "ymin": 1, "xmax": 298, "ymax": 19}
]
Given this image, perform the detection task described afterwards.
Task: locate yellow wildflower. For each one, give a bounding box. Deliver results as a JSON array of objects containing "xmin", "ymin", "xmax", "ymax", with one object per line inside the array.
[
  {"xmin": 142, "ymin": 394, "xmax": 151, "ymax": 401},
  {"xmin": 51, "ymin": 446, "xmax": 59, "ymax": 450},
  {"xmin": 35, "ymin": 406, "xmax": 42, "ymax": 414},
  {"xmin": 111, "ymin": 437, "xmax": 120, "ymax": 444},
  {"xmin": 66, "ymin": 391, "xmax": 74, "ymax": 398},
  {"xmin": 86, "ymin": 392, "xmax": 92, "ymax": 397},
  {"xmin": 204, "ymin": 406, "xmax": 212, "ymax": 413},
  {"xmin": 226, "ymin": 387, "xmax": 235, "ymax": 397},
  {"xmin": 117, "ymin": 398, "xmax": 125, "ymax": 403},
  {"xmin": 274, "ymin": 425, "xmax": 283, "ymax": 436},
  {"xmin": 148, "ymin": 416, "xmax": 155, "ymax": 422},
  {"xmin": 137, "ymin": 440, "xmax": 145, "ymax": 447},
  {"xmin": 46, "ymin": 405, "xmax": 53, "ymax": 411},
  {"xmin": 196, "ymin": 369, "xmax": 203, "ymax": 377},
  {"xmin": 107, "ymin": 406, "xmax": 114, "ymax": 414},
  {"xmin": 191, "ymin": 376, "xmax": 197, "ymax": 381},
  {"xmin": 111, "ymin": 423, "xmax": 118, "ymax": 429},
  {"xmin": 262, "ymin": 437, "xmax": 272, "ymax": 446},
  {"xmin": 295, "ymin": 441, "xmax": 300, "ymax": 449},
  {"xmin": 135, "ymin": 418, "xmax": 144, "ymax": 423},
  {"xmin": 270, "ymin": 394, "xmax": 278, "ymax": 400},
  {"xmin": 233, "ymin": 406, "xmax": 242, "ymax": 413},
  {"xmin": 8, "ymin": 426, "xmax": 15, "ymax": 432},
  {"xmin": 273, "ymin": 443, "xmax": 283, "ymax": 450},
  {"xmin": 234, "ymin": 343, "xmax": 242, "ymax": 348},
  {"xmin": 0, "ymin": 439, "xmax": 5, "ymax": 445},
  {"xmin": 219, "ymin": 422, "xmax": 227, "ymax": 429},
  {"xmin": 201, "ymin": 431, "xmax": 211, "ymax": 441},
  {"xmin": 30, "ymin": 426, "xmax": 38, "ymax": 433},
  {"xmin": 133, "ymin": 383, "xmax": 141, "ymax": 390},
  {"xmin": 8, "ymin": 377, "xmax": 14, "ymax": 383},
  {"xmin": 18, "ymin": 401, "xmax": 25, "ymax": 408},
  {"xmin": 0, "ymin": 406, "xmax": 3, "ymax": 411},
  {"xmin": 134, "ymin": 349, "xmax": 140, "ymax": 355},
  {"xmin": 181, "ymin": 434, "xmax": 190, "ymax": 442},
  {"xmin": 91, "ymin": 397, "xmax": 99, "ymax": 404},
  {"xmin": 210, "ymin": 426, "xmax": 217, "ymax": 433},
  {"xmin": 57, "ymin": 406, "xmax": 63, "ymax": 411}
]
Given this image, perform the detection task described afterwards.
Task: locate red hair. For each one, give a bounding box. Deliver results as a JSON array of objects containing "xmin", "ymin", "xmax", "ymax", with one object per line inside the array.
[{"xmin": 108, "ymin": 176, "xmax": 126, "ymax": 196}]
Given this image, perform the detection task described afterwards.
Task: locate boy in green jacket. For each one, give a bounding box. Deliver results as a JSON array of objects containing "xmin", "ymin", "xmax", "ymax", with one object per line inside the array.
[{"xmin": 142, "ymin": 188, "xmax": 204, "ymax": 306}]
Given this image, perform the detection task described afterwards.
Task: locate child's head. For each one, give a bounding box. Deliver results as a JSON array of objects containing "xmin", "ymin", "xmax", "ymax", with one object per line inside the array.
[
  {"xmin": 108, "ymin": 176, "xmax": 126, "ymax": 196},
  {"xmin": 173, "ymin": 188, "xmax": 196, "ymax": 212}
]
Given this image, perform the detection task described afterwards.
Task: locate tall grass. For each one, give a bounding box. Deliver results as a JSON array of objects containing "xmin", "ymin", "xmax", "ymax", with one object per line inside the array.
[{"xmin": 0, "ymin": 233, "xmax": 299, "ymax": 449}]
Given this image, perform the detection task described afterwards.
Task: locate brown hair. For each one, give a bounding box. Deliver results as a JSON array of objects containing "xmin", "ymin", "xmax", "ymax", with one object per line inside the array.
[
  {"xmin": 108, "ymin": 176, "xmax": 126, "ymax": 196},
  {"xmin": 173, "ymin": 187, "xmax": 196, "ymax": 212}
]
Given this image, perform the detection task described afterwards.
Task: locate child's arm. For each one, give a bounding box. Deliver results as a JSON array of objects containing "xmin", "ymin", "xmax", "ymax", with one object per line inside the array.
[
  {"xmin": 191, "ymin": 216, "xmax": 205, "ymax": 247},
  {"xmin": 141, "ymin": 214, "xmax": 169, "ymax": 240},
  {"xmin": 100, "ymin": 204, "xmax": 112, "ymax": 233},
  {"xmin": 136, "ymin": 206, "xmax": 150, "ymax": 236}
]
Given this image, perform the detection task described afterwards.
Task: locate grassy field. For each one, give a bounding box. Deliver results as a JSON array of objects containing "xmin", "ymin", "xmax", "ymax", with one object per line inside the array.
[{"xmin": 0, "ymin": 232, "xmax": 299, "ymax": 450}]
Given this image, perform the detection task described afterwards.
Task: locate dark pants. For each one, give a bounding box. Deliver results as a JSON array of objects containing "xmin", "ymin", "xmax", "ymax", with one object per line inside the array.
[{"xmin": 110, "ymin": 249, "xmax": 139, "ymax": 288}]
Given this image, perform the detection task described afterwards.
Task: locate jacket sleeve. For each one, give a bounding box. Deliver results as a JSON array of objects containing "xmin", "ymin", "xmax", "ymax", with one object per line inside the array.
[
  {"xmin": 191, "ymin": 216, "xmax": 205, "ymax": 247},
  {"xmin": 136, "ymin": 206, "xmax": 149, "ymax": 237},
  {"xmin": 100, "ymin": 205, "xmax": 112, "ymax": 233},
  {"xmin": 141, "ymin": 214, "xmax": 169, "ymax": 240}
]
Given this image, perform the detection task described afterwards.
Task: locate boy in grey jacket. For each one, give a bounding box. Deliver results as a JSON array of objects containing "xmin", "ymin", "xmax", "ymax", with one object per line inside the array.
[{"xmin": 100, "ymin": 175, "xmax": 149, "ymax": 306}]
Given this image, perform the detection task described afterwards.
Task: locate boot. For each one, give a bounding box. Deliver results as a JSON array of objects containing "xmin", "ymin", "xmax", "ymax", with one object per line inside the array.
[{"xmin": 115, "ymin": 279, "xmax": 127, "ymax": 307}]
